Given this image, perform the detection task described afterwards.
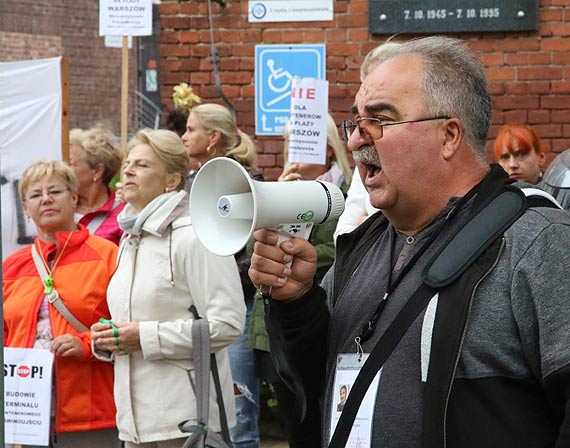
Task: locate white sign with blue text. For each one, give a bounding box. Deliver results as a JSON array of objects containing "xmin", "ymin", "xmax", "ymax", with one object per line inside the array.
[
  {"xmin": 248, "ymin": 1, "xmax": 334, "ymax": 23},
  {"xmin": 255, "ymin": 44, "xmax": 326, "ymax": 136}
]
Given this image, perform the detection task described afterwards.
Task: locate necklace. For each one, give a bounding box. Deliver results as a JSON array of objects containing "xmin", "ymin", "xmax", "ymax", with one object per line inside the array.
[
  {"xmin": 77, "ymin": 192, "xmax": 108, "ymax": 212},
  {"xmin": 35, "ymin": 230, "xmax": 74, "ymax": 294}
]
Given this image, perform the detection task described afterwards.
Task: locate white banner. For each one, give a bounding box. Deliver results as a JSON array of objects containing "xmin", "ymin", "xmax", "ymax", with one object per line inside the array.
[
  {"xmin": 99, "ymin": 0, "xmax": 153, "ymax": 36},
  {"xmin": 0, "ymin": 57, "xmax": 62, "ymax": 259},
  {"xmin": 249, "ymin": 0, "xmax": 334, "ymax": 22},
  {"xmin": 4, "ymin": 348, "xmax": 54, "ymax": 446},
  {"xmin": 288, "ymin": 78, "xmax": 329, "ymax": 165}
]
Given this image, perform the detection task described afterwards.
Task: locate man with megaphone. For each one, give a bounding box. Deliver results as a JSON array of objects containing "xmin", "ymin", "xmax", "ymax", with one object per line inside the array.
[{"xmin": 248, "ymin": 36, "xmax": 570, "ymax": 448}]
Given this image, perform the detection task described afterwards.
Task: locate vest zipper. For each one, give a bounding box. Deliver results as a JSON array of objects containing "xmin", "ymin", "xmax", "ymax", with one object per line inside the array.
[{"xmin": 442, "ymin": 237, "xmax": 506, "ymax": 448}]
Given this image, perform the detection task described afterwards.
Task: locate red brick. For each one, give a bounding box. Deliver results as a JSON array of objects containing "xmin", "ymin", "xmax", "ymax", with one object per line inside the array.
[
  {"xmin": 348, "ymin": 0, "xmax": 368, "ymax": 13},
  {"xmin": 481, "ymin": 53, "xmax": 505, "ymax": 66},
  {"xmin": 506, "ymin": 82, "xmax": 551, "ymax": 95},
  {"xmin": 179, "ymin": 59, "xmax": 200, "ymax": 71},
  {"xmin": 262, "ymin": 30, "xmax": 284, "ymax": 43},
  {"xmin": 485, "ymin": 67, "xmax": 515, "ymax": 81},
  {"xmin": 489, "ymin": 83, "xmax": 506, "ymax": 95},
  {"xmin": 493, "ymin": 39, "xmax": 540, "ymax": 52},
  {"xmin": 552, "ymin": 81, "xmax": 570, "ymax": 93},
  {"xmin": 540, "ymin": 10, "xmax": 563, "ymax": 21},
  {"xmin": 541, "ymin": 38, "xmax": 570, "ymax": 51},
  {"xmin": 552, "ymin": 140, "xmax": 570, "ymax": 152},
  {"xmin": 494, "ymin": 95, "xmax": 540, "ymax": 110},
  {"xmin": 348, "ymin": 29, "xmax": 369, "ymax": 42},
  {"xmin": 536, "ymin": 124, "xmax": 563, "ymax": 137},
  {"xmin": 528, "ymin": 110, "xmax": 551, "ymax": 124},
  {"xmin": 158, "ymin": 3, "xmax": 180, "ymax": 15},
  {"xmin": 337, "ymin": 15, "xmax": 368, "ymax": 28},
  {"xmin": 326, "ymin": 29, "xmax": 347, "ymax": 42},
  {"xmin": 518, "ymin": 67, "xmax": 563, "ymax": 80},
  {"xmin": 179, "ymin": 3, "xmax": 201, "ymax": 14},
  {"xmin": 179, "ymin": 31, "xmax": 199, "ymax": 44},
  {"xmin": 161, "ymin": 31, "xmax": 180, "ymax": 44},
  {"xmin": 505, "ymin": 53, "xmax": 551, "ymax": 65},
  {"xmin": 541, "ymin": 96, "xmax": 570, "ymax": 109},
  {"xmin": 504, "ymin": 110, "xmax": 529, "ymax": 123},
  {"xmin": 161, "ymin": 16, "xmax": 190, "ymax": 29},
  {"xmin": 552, "ymin": 110, "xmax": 570, "ymax": 123},
  {"xmin": 304, "ymin": 30, "xmax": 325, "ymax": 42},
  {"xmin": 220, "ymin": 71, "xmax": 252, "ymax": 85},
  {"xmin": 328, "ymin": 43, "xmax": 360, "ymax": 57}
]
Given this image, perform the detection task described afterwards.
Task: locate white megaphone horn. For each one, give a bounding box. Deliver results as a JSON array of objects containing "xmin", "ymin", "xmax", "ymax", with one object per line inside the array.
[{"xmin": 189, "ymin": 157, "xmax": 345, "ymax": 256}]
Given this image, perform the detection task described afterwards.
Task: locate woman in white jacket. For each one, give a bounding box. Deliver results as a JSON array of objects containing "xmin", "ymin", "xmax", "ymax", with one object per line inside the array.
[{"xmin": 91, "ymin": 129, "xmax": 245, "ymax": 447}]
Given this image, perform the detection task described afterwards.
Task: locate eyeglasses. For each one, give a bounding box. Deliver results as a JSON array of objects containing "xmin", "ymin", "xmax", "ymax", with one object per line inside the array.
[
  {"xmin": 339, "ymin": 115, "xmax": 450, "ymax": 142},
  {"xmin": 25, "ymin": 187, "xmax": 70, "ymax": 203}
]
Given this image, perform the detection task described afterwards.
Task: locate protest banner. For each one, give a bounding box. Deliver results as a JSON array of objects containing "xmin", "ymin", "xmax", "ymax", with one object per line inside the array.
[
  {"xmin": 287, "ymin": 78, "xmax": 329, "ymax": 166},
  {"xmin": 4, "ymin": 348, "xmax": 54, "ymax": 446}
]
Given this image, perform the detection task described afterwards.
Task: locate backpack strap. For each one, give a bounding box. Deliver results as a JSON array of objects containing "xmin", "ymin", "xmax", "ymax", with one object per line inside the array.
[
  {"xmin": 521, "ymin": 187, "xmax": 563, "ymax": 209},
  {"xmin": 179, "ymin": 305, "xmax": 231, "ymax": 448}
]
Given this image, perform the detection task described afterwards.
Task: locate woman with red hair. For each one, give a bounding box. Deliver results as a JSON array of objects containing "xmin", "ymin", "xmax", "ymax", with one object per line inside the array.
[{"xmin": 493, "ymin": 123, "xmax": 549, "ymax": 184}]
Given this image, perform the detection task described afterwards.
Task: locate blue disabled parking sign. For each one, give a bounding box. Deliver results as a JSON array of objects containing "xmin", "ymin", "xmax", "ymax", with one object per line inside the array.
[{"xmin": 255, "ymin": 44, "xmax": 326, "ymax": 136}]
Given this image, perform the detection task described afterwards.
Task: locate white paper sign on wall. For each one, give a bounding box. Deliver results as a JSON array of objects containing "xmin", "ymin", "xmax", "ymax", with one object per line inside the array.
[{"xmin": 99, "ymin": 0, "xmax": 153, "ymax": 36}]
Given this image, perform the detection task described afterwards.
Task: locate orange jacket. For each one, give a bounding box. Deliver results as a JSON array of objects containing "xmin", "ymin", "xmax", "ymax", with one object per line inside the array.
[{"xmin": 3, "ymin": 225, "xmax": 118, "ymax": 433}]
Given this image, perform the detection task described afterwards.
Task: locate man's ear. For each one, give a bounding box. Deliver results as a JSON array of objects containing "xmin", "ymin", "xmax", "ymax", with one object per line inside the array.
[{"xmin": 441, "ymin": 118, "xmax": 463, "ymax": 161}]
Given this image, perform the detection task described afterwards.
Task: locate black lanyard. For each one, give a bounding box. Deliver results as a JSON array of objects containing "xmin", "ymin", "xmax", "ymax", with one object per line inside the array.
[{"xmin": 357, "ymin": 185, "xmax": 481, "ymax": 346}]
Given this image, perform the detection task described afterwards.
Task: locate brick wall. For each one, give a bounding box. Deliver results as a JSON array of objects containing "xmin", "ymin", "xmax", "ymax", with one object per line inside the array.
[
  {"xmin": 159, "ymin": 0, "xmax": 570, "ymax": 179},
  {"xmin": 0, "ymin": 0, "xmax": 139, "ymax": 133}
]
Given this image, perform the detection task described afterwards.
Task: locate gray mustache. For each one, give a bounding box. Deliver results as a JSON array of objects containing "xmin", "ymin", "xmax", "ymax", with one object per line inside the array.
[{"xmin": 353, "ymin": 146, "xmax": 381, "ymax": 166}]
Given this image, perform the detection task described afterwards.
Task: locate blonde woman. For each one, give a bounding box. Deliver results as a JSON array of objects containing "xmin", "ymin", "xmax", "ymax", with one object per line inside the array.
[
  {"xmin": 182, "ymin": 104, "xmax": 263, "ymax": 447},
  {"xmin": 181, "ymin": 103, "xmax": 261, "ymax": 191},
  {"xmin": 91, "ymin": 129, "xmax": 245, "ymax": 447},
  {"xmin": 3, "ymin": 160, "xmax": 119, "ymax": 448}
]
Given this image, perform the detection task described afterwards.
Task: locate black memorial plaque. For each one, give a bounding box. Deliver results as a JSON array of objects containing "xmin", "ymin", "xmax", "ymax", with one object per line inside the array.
[{"xmin": 369, "ymin": 0, "xmax": 539, "ymax": 35}]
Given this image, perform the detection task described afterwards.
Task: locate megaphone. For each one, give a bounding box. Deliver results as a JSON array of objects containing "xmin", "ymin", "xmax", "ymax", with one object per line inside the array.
[{"xmin": 189, "ymin": 157, "xmax": 345, "ymax": 256}]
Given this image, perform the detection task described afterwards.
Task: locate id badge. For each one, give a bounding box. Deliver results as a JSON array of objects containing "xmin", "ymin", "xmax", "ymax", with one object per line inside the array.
[{"xmin": 329, "ymin": 353, "xmax": 382, "ymax": 447}]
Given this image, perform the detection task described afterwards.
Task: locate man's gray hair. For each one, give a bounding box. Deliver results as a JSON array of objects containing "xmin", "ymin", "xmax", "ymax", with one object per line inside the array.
[{"xmin": 366, "ymin": 36, "xmax": 492, "ymax": 157}]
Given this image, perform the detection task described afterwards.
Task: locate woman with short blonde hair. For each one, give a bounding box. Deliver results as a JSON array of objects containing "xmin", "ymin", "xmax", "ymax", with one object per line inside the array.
[{"xmin": 5, "ymin": 159, "xmax": 119, "ymax": 448}]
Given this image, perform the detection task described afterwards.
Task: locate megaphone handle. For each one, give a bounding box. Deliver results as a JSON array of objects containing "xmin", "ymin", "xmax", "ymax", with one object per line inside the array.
[{"xmin": 274, "ymin": 223, "xmax": 314, "ymax": 269}]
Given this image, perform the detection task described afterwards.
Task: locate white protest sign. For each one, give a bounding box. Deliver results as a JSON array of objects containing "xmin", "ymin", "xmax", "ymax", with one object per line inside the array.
[
  {"xmin": 104, "ymin": 35, "xmax": 133, "ymax": 48},
  {"xmin": 4, "ymin": 348, "xmax": 54, "ymax": 446},
  {"xmin": 249, "ymin": 1, "xmax": 334, "ymax": 23},
  {"xmin": 288, "ymin": 77, "xmax": 329, "ymax": 165},
  {"xmin": 99, "ymin": 0, "xmax": 152, "ymax": 36}
]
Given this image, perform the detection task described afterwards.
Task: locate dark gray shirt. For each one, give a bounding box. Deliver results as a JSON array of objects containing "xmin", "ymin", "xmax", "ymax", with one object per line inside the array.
[{"xmin": 322, "ymin": 203, "xmax": 570, "ymax": 447}]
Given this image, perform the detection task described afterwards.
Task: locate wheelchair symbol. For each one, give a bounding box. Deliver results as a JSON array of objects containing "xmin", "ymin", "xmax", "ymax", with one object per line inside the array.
[{"xmin": 266, "ymin": 59, "xmax": 294, "ymax": 107}]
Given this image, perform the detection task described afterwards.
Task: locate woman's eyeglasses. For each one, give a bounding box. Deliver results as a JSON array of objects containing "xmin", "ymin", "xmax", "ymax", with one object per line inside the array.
[{"xmin": 25, "ymin": 187, "xmax": 70, "ymax": 203}]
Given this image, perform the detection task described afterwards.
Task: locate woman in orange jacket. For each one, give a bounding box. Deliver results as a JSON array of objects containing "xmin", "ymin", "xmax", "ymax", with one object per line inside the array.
[{"xmin": 3, "ymin": 160, "xmax": 120, "ymax": 447}]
